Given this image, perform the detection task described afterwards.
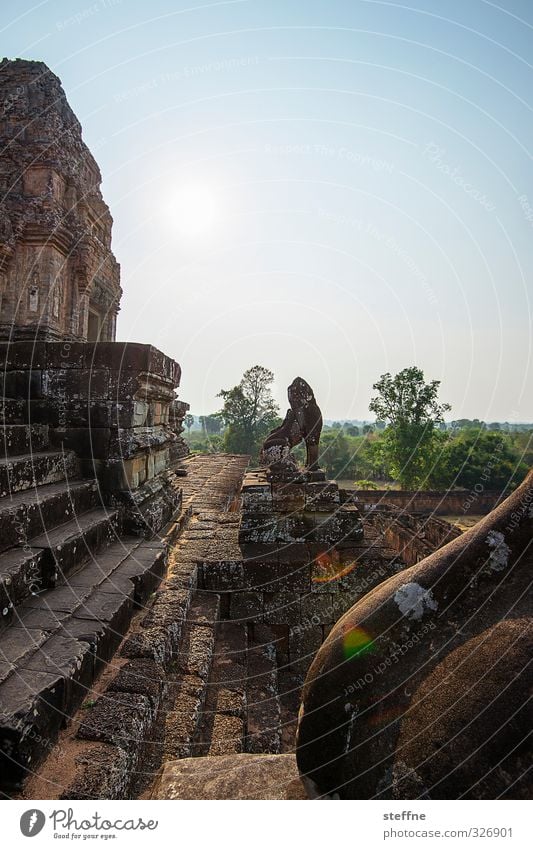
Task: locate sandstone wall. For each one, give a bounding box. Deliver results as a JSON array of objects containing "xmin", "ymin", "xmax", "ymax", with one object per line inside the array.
[
  {"xmin": 1, "ymin": 340, "xmax": 186, "ymax": 535},
  {"xmin": 350, "ymin": 488, "xmax": 503, "ymax": 516},
  {"xmin": 367, "ymin": 509, "xmax": 462, "ymax": 567},
  {"xmin": 0, "ymin": 59, "xmax": 121, "ymax": 341}
]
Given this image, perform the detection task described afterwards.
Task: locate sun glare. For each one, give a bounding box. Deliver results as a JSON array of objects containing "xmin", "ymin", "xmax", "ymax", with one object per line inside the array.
[{"xmin": 171, "ymin": 184, "xmax": 216, "ymax": 236}]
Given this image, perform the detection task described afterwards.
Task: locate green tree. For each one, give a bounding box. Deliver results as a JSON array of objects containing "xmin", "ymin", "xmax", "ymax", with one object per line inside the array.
[
  {"xmin": 345, "ymin": 424, "xmax": 359, "ymax": 436},
  {"xmin": 442, "ymin": 429, "xmax": 526, "ymax": 491},
  {"xmin": 218, "ymin": 366, "xmax": 279, "ymax": 458},
  {"xmin": 318, "ymin": 430, "xmax": 355, "ymax": 478},
  {"xmin": 184, "ymin": 413, "xmax": 194, "ymax": 435},
  {"xmin": 369, "ymin": 366, "xmax": 451, "ymax": 489},
  {"xmin": 199, "ymin": 414, "xmax": 222, "ymax": 434}
]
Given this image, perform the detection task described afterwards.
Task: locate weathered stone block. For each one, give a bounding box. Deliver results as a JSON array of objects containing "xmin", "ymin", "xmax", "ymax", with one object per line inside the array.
[
  {"xmin": 209, "ymin": 714, "xmax": 245, "ymax": 756},
  {"xmin": 305, "ymin": 482, "xmax": 341, "ymax": 511},
  {"xmin": 45, "ymin": 368, "xmax": 110, "ymax": 401},
  {"xmin": 242, "ymin": 482, "xmax": 272, "ymax": 514},
  {"xmin": 177, "ymin": 625, "xmax": 215, "ymax": 680},
  {"xmin": 45, "ymin": 342, "xmax": 87, "ymax": 369},
  {"xmin": 107, "ymin": 659, "xmax": 166, "ymax": 711},
  {"xmin": 120, "ymin": 627, "xmax": 173, "ymax": 666},
  {"xmin": 289, "ymin": 623, "xmax": 323, "ymax": 659},
  {"xmin": 244, "ymin": 560, "xmax": 310, "ymax": 594},
  {"xmin": 300, "ymin": 593, "xmax": 335, "ymax": 624},
  {"xmin": 263, "ymin": 592, "xmax": 301, "ymax": 625},
  {"xmin": 289, "ymin": 623, "xmax": 323, "ymax": 676},
  {"xmin": 230, "ymin": 591, "xmax": 263, "ymax": 621},
  {"xmin": 0, "ymin": 341, "xmax": 47, "ymax": 370},
  {"xmin": 0, "ymin": 667, "xmax": 66, "ymax": 787},
  {"xmin": 1, "ymin": 369, "xmax": 44, "ymax": 399},
  {"xmin": 77, "ymin": 691, "xmax": 154, "ymax": 756},
  {"xmin": 164, "ymin": 695, "xmax": 202, "ymax": 759},
  {"xmin": 201, "ymin": 560, "xmax": 245, "ymax": 591},
  {"xmin": 312, "ymin": 506, "xmax": 364, "ymax": 544},
  {"xmin": 272, "ymin": 482, "xmax": 306, "ymax": 511},
  {"xmin": 49, "ymin": 426, "xmax": 112, "ymax": 458}
]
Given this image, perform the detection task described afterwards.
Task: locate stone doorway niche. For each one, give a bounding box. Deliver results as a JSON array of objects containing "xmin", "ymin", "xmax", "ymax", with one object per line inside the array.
[{"xmin": 87, "ymin": 308, "xmax": 102, "ymax": 341}]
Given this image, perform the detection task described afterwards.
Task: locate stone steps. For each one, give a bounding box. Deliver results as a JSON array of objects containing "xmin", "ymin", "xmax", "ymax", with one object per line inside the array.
[
  {"xmin": 0, "ymin": 423, "xmax": 49, "ymax": 457},
  {"xmin": 0, "ymin": 536, "xmax": 171, "ymax": 791},
  {"xmin": 0, "ymin": 505, "xmax": 119, "ymax": 631},
  {"xmin": 0, "ymin": 449, "xmax": 79, "ymax": 497},
  {"xmin": 0, "ymin": 478, "xmax": 98, "ymax": 554},
  {"xmin": 47, "ymin": 545, "xmax": 194, "ymax": 799},
  {"xmin": 3, "ymin": 457, "xmax": 250, "ymax": 799},
  {"xmin": 162, "ymin": 592, "xmax": 220, "ymax": 761},
  {"xmin": 196, "ymin": 621, "xmax": 248, "ymax": 757},
  {"xmin": 29, "ymin": 507, "xmax": 120, "ymax": 583},
  {"xmin": 245, "ymin": 624, "xmax": 282, "ymax": 754}
]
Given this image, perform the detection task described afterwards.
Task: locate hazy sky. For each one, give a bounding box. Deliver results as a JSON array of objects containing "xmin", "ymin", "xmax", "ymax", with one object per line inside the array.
[{"xmin": 2, "ymin": 0, "xmax": 532, "ymax": 420}]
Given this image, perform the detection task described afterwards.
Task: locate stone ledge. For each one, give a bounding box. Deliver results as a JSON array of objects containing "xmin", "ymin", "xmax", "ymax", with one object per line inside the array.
[{"xmin": 153, "ymin": 752, "xmax": 307, "ymax": 799}]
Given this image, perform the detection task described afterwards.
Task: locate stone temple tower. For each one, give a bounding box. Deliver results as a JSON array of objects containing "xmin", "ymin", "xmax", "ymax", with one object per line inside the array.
[{"xmin": 0, "ymin": 58, "xmax": 121, "ymax": 341}]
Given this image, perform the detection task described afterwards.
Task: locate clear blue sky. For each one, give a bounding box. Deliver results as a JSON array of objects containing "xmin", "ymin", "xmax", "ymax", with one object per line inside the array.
[{"xmin": 2, "ymin": 0, "xmax": 532, "ymax": 420}]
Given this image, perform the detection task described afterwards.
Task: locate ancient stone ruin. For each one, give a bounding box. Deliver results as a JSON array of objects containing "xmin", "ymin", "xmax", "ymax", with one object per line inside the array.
[
  {"xmin": 0, "ymin": 59, "xmax": 121, "ymax": 342},
  {"xmin": 0, "ymin": 58, "xmax": 530, "ymax": 801}
]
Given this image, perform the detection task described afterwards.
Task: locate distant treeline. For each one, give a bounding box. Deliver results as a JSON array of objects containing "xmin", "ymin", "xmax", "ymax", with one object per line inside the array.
[{"xmin": 183, "ymin": 366, "xmax": 532, "ymax": 492}]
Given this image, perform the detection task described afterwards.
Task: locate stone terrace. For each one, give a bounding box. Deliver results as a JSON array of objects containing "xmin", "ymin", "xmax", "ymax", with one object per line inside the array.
[{"xmin": 14, "ymin": 453, "xmax": 418, "ymax": 799}]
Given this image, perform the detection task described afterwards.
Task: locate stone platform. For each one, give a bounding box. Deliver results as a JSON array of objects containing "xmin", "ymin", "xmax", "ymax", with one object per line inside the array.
[
  {"xmin": 239, "ymin": 469, "xmax": 364, "ymax": 545},
  {"xmin": 14, "ymin": 454, "xmax": 408, "ymax": 800}
]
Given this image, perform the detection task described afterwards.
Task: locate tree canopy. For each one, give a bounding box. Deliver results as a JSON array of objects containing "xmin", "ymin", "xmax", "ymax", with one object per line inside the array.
[
  {"xmin": 369, "ymin": 366, "xmax": 451, "ymax": 489},
  {"xmin": 218, "ymin": 365, "xmax": 280, "ymax": 458},
  {"xmin": 199, "ymin": 414, "xmax": 222, "ymax": 434}
]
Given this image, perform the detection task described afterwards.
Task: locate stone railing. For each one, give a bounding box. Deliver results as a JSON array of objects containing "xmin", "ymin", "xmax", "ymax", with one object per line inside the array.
[
  {"xmin": 367, "ymin": 508, "xmax": 462, "ymax": 567},
  {"xmin": 348, "ymin": 487, "xmax": 505, "ymax": 516}
]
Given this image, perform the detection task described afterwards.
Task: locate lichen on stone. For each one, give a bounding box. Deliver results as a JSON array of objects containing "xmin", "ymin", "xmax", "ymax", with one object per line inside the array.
[
  {"xmin": 394, "ymin": 582, "xmax": 438, "ymax": 621},
  {"xmin": 485, "ymin": 530, "xmax": 511, "ymax": 572}
]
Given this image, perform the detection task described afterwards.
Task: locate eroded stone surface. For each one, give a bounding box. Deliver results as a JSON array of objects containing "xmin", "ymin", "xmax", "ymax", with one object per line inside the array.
[
  {"xmin": 154, "ymin": 752, "xmax": 307, "ymax": 800},
  {"xmin": 296, "ymin": 470, "xmax": 533, "ymax": 799},
  {"xmin": 0, "ymin": 59, "xmax": 120, "ymax": 342}
]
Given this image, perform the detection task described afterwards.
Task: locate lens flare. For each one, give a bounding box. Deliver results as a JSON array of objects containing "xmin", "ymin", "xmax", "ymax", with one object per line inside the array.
[
  {"xmin": 343, "ymin": 627, "xmax": 374, "ymax": 659},
  {"xmin": 312, "ymin": 550, "xmax": 357, "ymax": 584}
]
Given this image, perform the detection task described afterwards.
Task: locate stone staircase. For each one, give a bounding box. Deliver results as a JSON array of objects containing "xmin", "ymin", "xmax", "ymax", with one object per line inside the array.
[
  {"xmin": 157, "ymin": 603, "xmax": 286, "ymax": 768},
  {"xmin": 5, "ymin": 454, "xmax": 411, "ymax": 800},
  {"xmin": 12, "ymin": 455, "xmax": 249, "ymax": 799},
  {"xmin": 0, "ymin": 416, "xmax": 172, "ymax": 793},
  {"xmin": 245, "ymin": 625, "xmax": 282, "ymax": 754}
]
